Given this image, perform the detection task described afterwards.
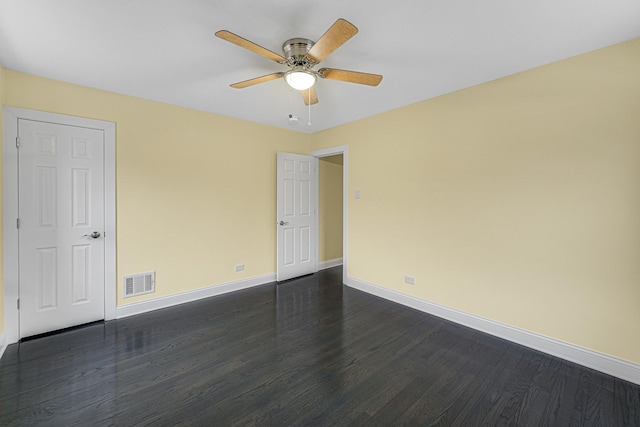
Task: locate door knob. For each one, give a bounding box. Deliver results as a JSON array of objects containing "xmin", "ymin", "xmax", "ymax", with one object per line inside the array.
[
  {"xmin": 278, "ymin": 221, "xmax": 289, "ymax": 226},
  {"xmin": 82, "ymin": 231, "xmax": 101, "ymax": 239}
]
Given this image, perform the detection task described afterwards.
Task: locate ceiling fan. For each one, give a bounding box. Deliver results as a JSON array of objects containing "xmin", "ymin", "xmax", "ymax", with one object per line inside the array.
[{"xmin": 215, "ymin": 19, "xmax": 383, "ymax": 106}]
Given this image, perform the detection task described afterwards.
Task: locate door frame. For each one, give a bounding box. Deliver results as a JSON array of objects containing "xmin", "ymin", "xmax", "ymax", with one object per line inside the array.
[
  {"xmin": 310, "ymin": 145, "xmax": 348, "ymax": 284},
  {"xmin": 2, "ymin": 107, "xmax": 117, "ymax": 344}
]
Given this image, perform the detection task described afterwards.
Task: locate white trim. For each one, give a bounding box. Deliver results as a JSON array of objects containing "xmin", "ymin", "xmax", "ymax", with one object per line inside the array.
[
  {"xmin": 318, "ymin": 258, "xmax": 343, "ymax": 270},
  {"xmin": 0, "ymin": 332, "xmax": 6, "ymax": 360},
  {"xmin": 310, "ymin": 145, "xmax": 348, "ymax": 284},
  {"xmin": 116, "ymin": 273, "xmax": 276, "ymax": 319},
  {"xmin": 346, "ymin": 276, "xmax": 640, "ymax": 386},
  {"xmin": 3, "ymin": 109, "xmax": 19, "ymax": 344},
  {"xmin": 103, "ymin": 122, "xmax": 117, "ymax": 321},
  {"xmin": 2, "ymin": 107, "xmax": 117, "ymax": 345}
]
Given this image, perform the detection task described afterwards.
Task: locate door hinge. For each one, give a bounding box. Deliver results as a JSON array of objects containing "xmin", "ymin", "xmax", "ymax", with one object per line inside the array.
[
  {"xmin": 17, "ymin": 218, "xmax": 20, "ymax": 229},
  {"xmin": 16, "ymin": 137, "xmax": 20, "ymax": 148},
  {"xmin": 17, "ymin": 299, "xmax": 20, "ymax": 310}
]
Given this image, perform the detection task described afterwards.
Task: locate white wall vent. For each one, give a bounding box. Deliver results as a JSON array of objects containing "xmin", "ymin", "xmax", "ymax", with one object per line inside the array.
[{"xmin": 123, "ymin": 271, "xmax": 155, "ymax": 298}]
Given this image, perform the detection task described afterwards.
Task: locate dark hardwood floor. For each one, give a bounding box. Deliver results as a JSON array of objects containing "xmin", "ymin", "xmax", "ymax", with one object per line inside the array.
[{"xmin": 1, "ymin": 267, "xmax": 638, "ymax": 426}]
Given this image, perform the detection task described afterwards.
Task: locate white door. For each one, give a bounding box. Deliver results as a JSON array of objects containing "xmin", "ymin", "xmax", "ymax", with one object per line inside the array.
[
  {"xmin": 276, "ymin": 152, "xmax": 318, "ymax": 281},
  {"xmin": 18, "ymin": 119, "xmax": 105, "ymax": 337}
]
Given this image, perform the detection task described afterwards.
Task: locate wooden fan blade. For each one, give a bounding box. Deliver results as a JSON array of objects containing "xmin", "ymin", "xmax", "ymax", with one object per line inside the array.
[
  {"xmin": 307, "ymin": 19, "xmax": 358, "ymax": 63},
  {"xmin": 301, "ymin": 87, "xmax": 319, "ymax": 106},
  {"xmin": 318, "ymin": 68, "xmax": 383, "ymax": 86},
  {"xmin": 215, "ymin": 30, "xmax": 286, "ymax": 63},
  {"xmin": 230, "ymin": 72, "xmax": 284, "ymax": 89}
]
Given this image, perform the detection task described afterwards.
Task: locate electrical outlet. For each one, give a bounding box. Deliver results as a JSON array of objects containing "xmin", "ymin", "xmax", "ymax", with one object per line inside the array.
[
  {"xmin": 405, "ymin": 275, "xmax": 415, "ymax": 285},
  {"xmin": 235, "ymin": 264, "xmax": 245, "ymax": 272}
]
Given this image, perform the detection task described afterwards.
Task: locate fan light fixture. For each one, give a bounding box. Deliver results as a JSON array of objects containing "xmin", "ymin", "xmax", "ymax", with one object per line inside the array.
[
  {"xmin": 216, "ymin": 18, "xmax": 383, "ymax": 106},
  {"xmin": 285, "ymin": 68, "xmax": 316, "ymax": 90}
]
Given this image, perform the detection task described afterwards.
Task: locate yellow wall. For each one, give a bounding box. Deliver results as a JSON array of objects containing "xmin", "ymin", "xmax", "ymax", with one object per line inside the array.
[
  {"xmin": 318, "ymin": 155, "xmax": 343, "ymax": 262},
  {"xmin": 311, "ymin": 38, "xmax": 640, "ymax": 364},
  {"xmin": 2, "ymin": 39, "xmax": 639, "ymax": 366},
  {"xmin": 2, "ymin": 71, "xmax": 310, "ymax": 307},
  {"xmin": 0, "ymin": 64, "xmax": 5, "ymax": 333}
]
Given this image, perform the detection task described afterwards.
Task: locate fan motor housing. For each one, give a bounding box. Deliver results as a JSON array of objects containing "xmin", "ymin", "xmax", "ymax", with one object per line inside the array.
[{"xmin": 282, "ymin": 38, "xmax": 315, "ymax": 66}]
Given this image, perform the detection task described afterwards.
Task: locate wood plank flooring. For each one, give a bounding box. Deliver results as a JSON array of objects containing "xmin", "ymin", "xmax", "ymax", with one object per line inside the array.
[{"xmin": 1, "ymin": 267, "xmax": 639, "ymax": 426}]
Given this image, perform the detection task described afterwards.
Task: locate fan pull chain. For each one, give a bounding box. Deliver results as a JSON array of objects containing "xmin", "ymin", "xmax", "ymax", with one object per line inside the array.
[{"xmin": 307, "ymin": 87, "xmax": 312, "ymax": 126}]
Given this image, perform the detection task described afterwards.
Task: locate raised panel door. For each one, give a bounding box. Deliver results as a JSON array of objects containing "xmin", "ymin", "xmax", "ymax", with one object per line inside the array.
[{"xmin": 18, "ymin": 119, "xmax": 105, "ymax": 337}]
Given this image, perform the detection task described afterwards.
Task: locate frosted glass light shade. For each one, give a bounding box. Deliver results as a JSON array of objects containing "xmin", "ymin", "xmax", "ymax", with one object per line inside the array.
[{"xmin": 285, "ymin": 70, "xmax": 316, "ymax": 90}]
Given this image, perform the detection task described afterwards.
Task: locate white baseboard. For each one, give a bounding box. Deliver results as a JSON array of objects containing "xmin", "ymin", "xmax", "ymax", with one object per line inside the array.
[
  {"xmin": 319, "ymin": 258, "xmax": 343, "ymax": 270},
  {"xmin": 116, "ymin": 273, "xmax": 276, "ymax": 319},
  {"xmin": 0, "ymin": 331, "xmax": 7, "ymax": 361},
  {"xmin": 346, "ymin": 276, "xmax": 640, "ymax": 386}
]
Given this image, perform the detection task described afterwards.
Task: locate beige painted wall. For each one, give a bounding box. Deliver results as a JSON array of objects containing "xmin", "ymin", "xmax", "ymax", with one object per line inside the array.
[
  {"xmin": 0, "ymin": 64, "xmax": 5, "ymax": 333},
  {"xmin": 311, "ymin": 39, "xmax": 640, "ymax": 364},
  {"xmin": 318, "ymin": 155, "xmax": 343, "ymax": 262},
  {"xmin": 1, "ymin": 71, "xmax": 310, "ymax": 310},
  {"xmin": 2, "ymin": 39, "xmax": 639, "ymax": 367}
]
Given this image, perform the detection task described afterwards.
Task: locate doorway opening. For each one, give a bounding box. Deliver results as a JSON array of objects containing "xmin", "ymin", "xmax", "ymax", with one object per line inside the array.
[
  {"xmin": 318, "ymin": 155, "xmax": 343, "ymax": 269},
  {"xmin": 2, "ymin": 107, "xmax": 116, "ymax": 345},
  {"xmin": 311, "ymin": 145, "xmax": 348, "ymax": 283}
]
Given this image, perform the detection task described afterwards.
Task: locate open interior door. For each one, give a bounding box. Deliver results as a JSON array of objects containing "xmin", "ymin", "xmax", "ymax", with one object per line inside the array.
[
  {"xmin": 18, "ymin": 119, "xmax": 106, "ymax": 337},
  {"xmin": 276, "ymin": 152, "xmax": 318, "ymax": 281}
]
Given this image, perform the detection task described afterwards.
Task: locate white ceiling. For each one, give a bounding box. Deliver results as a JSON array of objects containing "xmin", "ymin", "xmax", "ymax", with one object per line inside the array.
[{"xmin": 1, "ymin": 1, "xmax": 639, "ymax": 133}]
